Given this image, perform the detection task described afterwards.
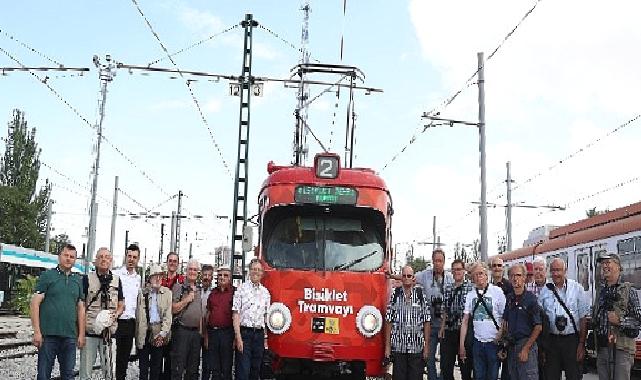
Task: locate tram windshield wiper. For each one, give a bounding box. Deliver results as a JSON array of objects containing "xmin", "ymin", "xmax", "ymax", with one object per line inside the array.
[{"xmin": 332, "ymin": 250, "xmax": 378, "ymax": 271}]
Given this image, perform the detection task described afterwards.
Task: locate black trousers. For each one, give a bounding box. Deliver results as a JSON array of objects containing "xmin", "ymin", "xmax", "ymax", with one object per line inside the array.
[
  {"xmin": 441, "ymin": 329, "xmax": 472, "ymax": 380},
  {"xmin": 546, "ymin": 334, "xmax": 579, "ymax": 380},
  {"xmin": 171, "ymin": 326, "xmax": 202, "ymax": 380},
  {"xmin": 138, "ymin": 333, "xmax": 164, "ymax": 380},
  {"xmin": 392, "ymin": 352, "xmax": 424, "ymax": 380},
  {"xmin": 204, "ymin": 327, "xmax": 234, "ymax": 380},
  {"xmin": 116, "ymin": 318, "xmax": 136, "ymax": 380}
]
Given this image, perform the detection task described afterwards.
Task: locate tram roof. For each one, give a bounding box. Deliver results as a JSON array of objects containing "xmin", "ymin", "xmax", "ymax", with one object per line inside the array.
[
  {"xmin": 495, "ymin": 200, "xmax": 641, "ymax": 262},
  {"xmin": 261, "ymin": 162, "xmax": 389, "ymax": 192}
]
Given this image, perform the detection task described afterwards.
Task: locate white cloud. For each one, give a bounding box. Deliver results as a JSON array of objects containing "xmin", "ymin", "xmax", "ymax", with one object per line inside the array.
[
  {"xmin": 204, "ymin": 98, "xmax": 222, "ymax": 113},
  {"xmin": 180, "ymin": 8, "xmax": 223, "ymax": 35}
]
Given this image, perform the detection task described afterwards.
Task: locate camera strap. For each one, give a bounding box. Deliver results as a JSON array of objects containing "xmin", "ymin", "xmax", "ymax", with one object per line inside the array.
[
  {"xmin": 476, "ymin": 287, "xmax": 500, "ymax": 331},
  {"xmin": 549, "ymin": 284, "xmax": 578, "ymax": 334}
]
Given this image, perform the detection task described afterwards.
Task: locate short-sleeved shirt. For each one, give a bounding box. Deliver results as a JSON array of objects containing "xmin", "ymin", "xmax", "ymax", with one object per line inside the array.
[
  {"xmin": 232, "ymin": 281, "xmax": 270, "ymax": 329},
  {"xmin": 113, "ymin": 267, "xmax": 141, "ymax": 319},
  {"xmin": 415, "ymin": 269, "xmax": 454, "ymax": 325},
  {"xmin": 161, "ymin": 273, "xmax": 184, "ymax": 290},
  {"xmin": 385, "ymin": 286, "xmax": 430, "ymax": 354},
  {"xmin": 442, "ymin": 280, "xmax": 474, "ymax": 331},
  {"xmin": 172, "ymin": 283, "xmax": 202, "ymax": 328},
  {"xmin": 503, "ymin": 290, "xmax": 541, "ymax": 340},
  {"xmin": 464, "ymin": 284, "xmax": 506, "ymax": 342},
  {"xmin": 539, "ymin": 279, "xmax": 589, "ymax": 335},
  {"xmin": 35, "ymin": 267, "xmax": 84, "ymax": 338},
  {"xmin": 207, "ymin": 286, "xmax": 235, "ymax": 328}
]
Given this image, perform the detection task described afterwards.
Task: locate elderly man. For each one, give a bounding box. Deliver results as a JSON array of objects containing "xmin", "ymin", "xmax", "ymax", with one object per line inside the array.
[
  {"xmin": 384, "ymin": 265, "xmax": 430, "ymax": 380},
  {"xmin": 526, "ymin": 258, "xmax": 547, "ymax": 298},
  {"xmin": 31, "ymin": 244, "xmax": 85, "ymax": 380},
  {"xmin": 500, "ymin": 263, "xmax": 542, "ymax": 380},
  {"xmin": 593, "ymin": 252, "xmax": 641, "ymax": 380},
  {"xmin": 80, "ymin": 248, "xmax": 125, "ymax": 380},
  {"xmin": 460, "ymin": 261, "xmax": 506, "ymax": 380},
  {"xmin": 114, "ymin": 243, "xmax": 141, "ymax": 380},
  {"xmin": 439, "ymin": 259, "xmax": 474, "ymax": 380},
  {"xmin": 233, "ymin": 259, "xmax": 271, "ymax": 380},
  {"xmin": 136, "ymin": 264, "xmax": 173, "ymax": 380},
  {"xmin": 171, "ymin": 258, "xmax": 203, "ymax": 380},
  {"xmin": 204, "ymin": 266, "xmax": 235, "ymax": 380},
  {"xmin": 539, "ymin": 258, "xmax": 589, "ymax": 380}
]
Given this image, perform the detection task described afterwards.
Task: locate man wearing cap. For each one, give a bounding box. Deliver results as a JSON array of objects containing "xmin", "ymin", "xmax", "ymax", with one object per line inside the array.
[
  {"xmin": 80, "ymin": 248, "xmax": 125, "ymax": 380},
  {"xmin": 539, "ymin": 258, "xmax": 589, "ymax": 380},
  {"xmin": 593, "ymin": 252, "xmax": 641, "ymax": 380},
  {"xmin": 136, "ymin": 264, "xmax": 173, "ymax": 380},
  {"xmin": 114, "ymin": 243, "xmax": 141, "ymax": 380},
  {"xmin": 31, "ymin": 244, "xmax": 85, "ymax": 380},
  {"xmin": 204, "ymin": 266, "xmax": 235, "ymax": 380}
]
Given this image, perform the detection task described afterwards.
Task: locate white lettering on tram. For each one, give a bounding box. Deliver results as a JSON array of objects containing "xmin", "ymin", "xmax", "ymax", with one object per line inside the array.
[{"xmin": 298, "ymin": 287, "xmax": 354, "ymax": 317}]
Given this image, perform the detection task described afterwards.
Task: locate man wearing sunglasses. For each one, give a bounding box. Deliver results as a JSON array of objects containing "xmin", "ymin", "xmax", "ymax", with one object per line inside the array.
[{"xmin": 204, "ymin": 266, "xmax": 235, "ymax": 380}]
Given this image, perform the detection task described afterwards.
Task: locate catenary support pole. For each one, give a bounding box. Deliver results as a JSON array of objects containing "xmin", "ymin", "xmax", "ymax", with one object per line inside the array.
[
  {"xmin": 109, "ymin": 176, "xmax": 119, "ymax": 253},
  {"xmin": 477, "ymin": 52, "xmax": 488, "ymax": 262},
  {"xmin": 506, "ymin": 161, "xmax": 513, "ymax": 252}
]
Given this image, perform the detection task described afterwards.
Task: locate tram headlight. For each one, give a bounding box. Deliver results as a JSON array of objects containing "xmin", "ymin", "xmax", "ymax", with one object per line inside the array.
[
  {"xmin": 267, "ymin": 302, "xmax": 291, "ymax": 334},
  {"xmin": 356, "ymin": 305, "xmax": 382, "ymax": 337}
]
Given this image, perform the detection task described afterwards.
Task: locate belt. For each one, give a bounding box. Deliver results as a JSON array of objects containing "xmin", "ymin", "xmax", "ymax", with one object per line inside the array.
[
  {"xmin": 241, "ymin": 326, "xmax": 264, "ymax": 332},
  {"xmin": 148, "ymin": 322, "xmax": 162, "ymax": 326},
  {"xmin": 177, "ymin": 325, "xmax": 199, "ymax": 331},
  {"xmin": 208, "ymin": 326, "xmax": 232, "ymax": 330}
]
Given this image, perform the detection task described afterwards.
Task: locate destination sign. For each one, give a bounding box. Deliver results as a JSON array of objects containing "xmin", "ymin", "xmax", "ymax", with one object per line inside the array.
[{"xmin": 294, "ymin": 186, "xmax": 358, "ymax": 205}]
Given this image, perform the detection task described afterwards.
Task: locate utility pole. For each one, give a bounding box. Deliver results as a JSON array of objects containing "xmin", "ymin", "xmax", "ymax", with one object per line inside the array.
[
  {"xmin": 170, "ymin": 211, "xmax": 177, "ymax": 252},
  {"xmin": 294, "ymin": 0, "xmax": 311, "ymax": 165},
  {"xmin": 175, "ymin": 190, "xmax": 183, "ymax": 255},
  {"xmin": 506, "ymin": 161, "xmax": 513, "ymax": 252},
  {"xmin": 44, "ymin": 191, "xmax": 53, "ymax": 253},
  {"xmin": 477, "ymin": 52, "xmax": 488, "ymax": 262},
  {"xmin": 109, "ymin": 176, "xmax": 119, "ymax": 253},
  {"xmin": 87, "ymin": 54, "xmax": 116, "ymax": 265},
  {"xmin": 432, "ymin": 216, "xmax": 437, "ymax": 253},
  {"xmin": 124, "ymin": 230, "xmax": 129, "ymax": 254},
  {"xmin": 158, "ymin": 223, "xmax": 165, "ymax": 263},
  {"xmin": 189, "ymin": 243, "xmax": 193, "ymax": 260}
]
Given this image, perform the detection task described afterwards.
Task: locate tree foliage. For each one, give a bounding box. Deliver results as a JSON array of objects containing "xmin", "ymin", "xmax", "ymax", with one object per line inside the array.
[
  {"xmin": 585, "ymin": 207, "xmax": 609, "ymax": 218},
  {"xmin": 407, "ymin": 256, "xmax": 428, "ymax": 272},
  {"xmin": 12, "ymin": 274, "xmax": 38, "ymax": 316},
  {"xmin": 0, "ymin": 109, "xmax": 50, "ymax": 249},
  {"xmin": 49, "ymin": 233, "xmax": 71, "ymax": 254}
]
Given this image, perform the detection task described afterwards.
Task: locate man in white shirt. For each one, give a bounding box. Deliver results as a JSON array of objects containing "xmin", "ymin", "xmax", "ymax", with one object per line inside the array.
[
  {"xmin": 114, "ymin": 244, "xmax": 141, "ymax": 380},
  {"xmin": 459, "ymin": 261, "xmax": 506, "ymax": 380}
]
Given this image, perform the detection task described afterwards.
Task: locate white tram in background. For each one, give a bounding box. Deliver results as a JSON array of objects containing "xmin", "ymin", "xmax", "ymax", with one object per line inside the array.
[{"xmin": 495, "ymin": 201, "xmax": 641, "ymax": 368}]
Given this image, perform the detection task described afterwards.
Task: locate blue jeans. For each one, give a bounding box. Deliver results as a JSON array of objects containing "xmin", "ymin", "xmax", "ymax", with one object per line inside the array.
[
  {"xmin": 428, "ymin": 321, "xmax": 441, "ymax": 380},
  {"xmin": 37, "ymin": 336, "xmax": 77, "ymax": 380},
  {"xmin": 472, "ymin": 339, "xmax": 499, "ymax": 380},
  {"xmin": 235, "ymin": 328, "xmax": 264, "ymax": 380}
]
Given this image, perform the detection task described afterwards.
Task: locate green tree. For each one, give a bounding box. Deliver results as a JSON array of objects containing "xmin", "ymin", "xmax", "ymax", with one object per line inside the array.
[
  {"xmin": 407, "ymin": 256, "xmax": 428, "ymax": 272},
  {"xmin": 585, "ymin": 207, "xmax": 609, "ymax": 218},
  {"xmin": 12, "ymin": 274, "xmax": 38, "ymax": 316},
  {"xmin": 0, "ymin": 109, "xmax": 50, "ymax": 249},
  {"xmin": 49, "ymin": 233, "xmax": 71, "ymax": 254}
]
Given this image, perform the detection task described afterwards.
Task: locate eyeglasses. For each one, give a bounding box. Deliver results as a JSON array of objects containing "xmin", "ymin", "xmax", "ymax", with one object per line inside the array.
[
  {"xmin": 402, "ymin": 274, "xmax": 414, "ymax": 279},
  {"xmin": 491, "ymin": 263, "xmax": 503, "ymax": 268},
  {"xmin": 217, "ymin": 273, "xmax": 230, "ymax": 278}
]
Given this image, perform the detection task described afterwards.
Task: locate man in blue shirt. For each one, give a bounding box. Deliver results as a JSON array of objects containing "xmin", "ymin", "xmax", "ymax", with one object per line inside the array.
[
  {"xmin": 539, "ymin": 258, "xmax": 589, "ymax": 380},
  {"xmin": 499, "ymin": 263, "xmax": 542, "ymax": 380}
]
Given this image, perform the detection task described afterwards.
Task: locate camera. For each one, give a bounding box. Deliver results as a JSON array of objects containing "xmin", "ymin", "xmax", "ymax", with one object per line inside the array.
[
  {"xmin": 620, "ymin": 317, "xmax": 641, "ymax": 338},
  {"xmin": 496, "ymin": 335, "xmax": 515, "ymax": 360},
  {"xmin": 555, "ymin": 315, "xmax": 568, "ymax": 332},
  {"xmin": 382, "ymin": 356, "xmax": 393, "ymax": 367}
]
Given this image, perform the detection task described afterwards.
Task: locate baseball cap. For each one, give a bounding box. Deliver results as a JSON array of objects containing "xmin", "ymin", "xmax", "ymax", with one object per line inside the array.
[{"xmin": 596, "ymin": 252, "xmax": 621, "ymax": 264}]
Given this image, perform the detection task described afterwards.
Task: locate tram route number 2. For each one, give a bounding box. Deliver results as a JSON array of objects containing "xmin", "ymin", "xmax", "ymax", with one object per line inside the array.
[
  {"xmin": 312, "ymin": 317, "xmax": 340, "ymax": 334},
  {"xmin": 316, "ymin": 156, "xmax": 339, "ymax": 179}
]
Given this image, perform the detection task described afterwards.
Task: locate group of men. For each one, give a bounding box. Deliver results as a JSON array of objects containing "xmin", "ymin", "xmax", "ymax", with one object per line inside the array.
[
  {"xmin": 385, "ymin": 248, "xmax": 641, "ymax": 380},
  {"xmin": 30, "ymin": 243, "xmax": 271, "ymax": 380}
]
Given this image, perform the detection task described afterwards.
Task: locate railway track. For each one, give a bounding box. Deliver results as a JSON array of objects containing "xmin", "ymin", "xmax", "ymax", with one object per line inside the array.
[{"xmin": 0, "ymin": 339, "xmax": 36, "ymax": 360}]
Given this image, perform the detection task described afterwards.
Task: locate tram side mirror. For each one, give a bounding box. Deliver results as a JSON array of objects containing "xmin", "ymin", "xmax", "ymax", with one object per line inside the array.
[{"xmin": 242, "ymin": 225, "xmax": 253, "ymax": 252}]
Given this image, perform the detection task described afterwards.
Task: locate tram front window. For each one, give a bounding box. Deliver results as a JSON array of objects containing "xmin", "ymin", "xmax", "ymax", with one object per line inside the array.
[{"xmin": 264, "ymin": 214, "xmax": 384, "ymax": 271}]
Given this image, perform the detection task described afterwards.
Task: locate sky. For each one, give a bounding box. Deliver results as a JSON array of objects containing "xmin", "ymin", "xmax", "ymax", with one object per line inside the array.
[{"xmin": 1, "ymin": 0, "xmax": 640, "ymax": 266}]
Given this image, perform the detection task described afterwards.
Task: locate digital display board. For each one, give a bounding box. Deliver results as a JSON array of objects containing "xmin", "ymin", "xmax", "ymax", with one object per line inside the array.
[{"xmin": 295, "ymin": 186, "xmax": 358, "ymax": 205}]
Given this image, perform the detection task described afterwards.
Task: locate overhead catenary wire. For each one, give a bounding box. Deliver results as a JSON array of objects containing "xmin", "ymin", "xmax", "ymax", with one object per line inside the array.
[
  {"xmin": 381, "ymin": 0, "xmax": 544, "ymax": 171},
  {"xmin": 0, "ymin": 28, "xmax": 65, "ymax": 67},
  {"xmin": 129, "ymin": 0, "xmax": 232, "ymax": 179},
  {"xmin": 147, "ymin": 24, "xmax": 241, "ymax": 67},
  {"xmin": 0, "ymin": 46, "xmax": 173, "ymax": 198}
]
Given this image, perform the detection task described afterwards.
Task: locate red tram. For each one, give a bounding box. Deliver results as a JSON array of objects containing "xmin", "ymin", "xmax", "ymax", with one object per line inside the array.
[{"xmin": 257, "ymin": 153, "xmax": 393, "ymax": 379}]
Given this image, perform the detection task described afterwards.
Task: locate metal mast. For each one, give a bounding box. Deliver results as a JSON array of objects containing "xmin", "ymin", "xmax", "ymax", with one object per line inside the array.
[
  {"xmin": 87, "ymin": 54, "xmax": 115, "ymax": 263},
  {"xmin": 294, "ymin": 1, "xmax": 311, "ymax": 166},
  {"xmin": 230, "ymin": 14, "xmax": 258, "ymax": 281}
]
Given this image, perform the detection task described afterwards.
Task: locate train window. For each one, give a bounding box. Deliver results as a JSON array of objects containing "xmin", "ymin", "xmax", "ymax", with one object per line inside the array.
[
  {"xmin": 618, "ymin": 238, "xmax": 635, "ymax": 254},
  {"xmin": 576, "ymin": 253, "xmax": 590, "ymax": 291},
  {"xmin": 618, "ymin": 252, "xmax": 641, "ymax": 285},
  {"xmin": 634, "ymin": 235, "xmax": 641, "ymax": 252},
  {"xmin": 263, "ymin": 211, "xmax": 384, "ymax": 272}
]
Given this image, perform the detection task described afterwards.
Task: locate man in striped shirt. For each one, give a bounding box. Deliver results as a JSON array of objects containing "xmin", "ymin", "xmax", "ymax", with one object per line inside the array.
[{"xmin": 384, "ymin": 265, "xmax": 431, "ymax": 380}]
